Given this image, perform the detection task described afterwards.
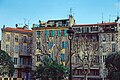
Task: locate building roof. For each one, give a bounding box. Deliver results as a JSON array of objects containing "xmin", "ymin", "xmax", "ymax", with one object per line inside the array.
[
  {"xmin": 47, "ymin": 19, "xmax": 69, "ymax": 22},
  {"xmin": 73, "ymin": 22, "xmax": 119, "ymax": 27},
  {"xmin": 3, "ymin": 27, "xmax": 33, "ymax": 33},
  {"xmin": 32, "ymin": 26, "xmax": 68, "ymax": 30}
]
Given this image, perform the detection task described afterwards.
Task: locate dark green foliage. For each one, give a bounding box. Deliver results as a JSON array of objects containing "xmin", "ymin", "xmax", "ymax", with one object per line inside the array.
[
  {"xmin": 0, "ymin": 50, "xmax": 15, "ymax": 77},
  {"xmin": 33, "ymin": 56, "xmax": 69, "ymax": 80},
  {"xmin": 105, "ymin": 52, "xmax": 120, "ymax": 80}
]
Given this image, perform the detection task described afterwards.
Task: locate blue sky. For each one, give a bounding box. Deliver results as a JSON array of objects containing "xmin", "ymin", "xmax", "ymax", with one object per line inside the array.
[{"xmin": 0, "ymin": 0, "xmax": 120, "ymax": 29}]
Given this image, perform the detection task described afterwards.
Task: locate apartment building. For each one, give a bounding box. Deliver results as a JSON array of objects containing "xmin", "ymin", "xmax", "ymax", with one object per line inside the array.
[
  {"xmin": 32, "ymin": 16, "xmax": 120, "ymax": 80},
  {"xmin": 32, "ymin": 15, "xmax": 75, "ymax": 69},
  {"xmin": 1, "ymin": 25, "xmax": 33, "ymax": 80},
  {"xmin": 72, "ymin": 22, "xmax": 120, "ymax": 80},
  {"xmin": 1, "ymin": 15, "xmax": 119, "ymax": 80}
]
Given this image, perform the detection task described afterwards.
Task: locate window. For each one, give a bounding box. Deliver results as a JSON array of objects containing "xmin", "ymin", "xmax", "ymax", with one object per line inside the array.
[
  {"xmin": 103, "ymin": 55, "xmax": 107, "ymax": 62},
  {"xmin": 65, "ymin": 21, "xmax": 68, "ymax": 26},
  {"xmin": 4, "ymin": 78, "xmax": 8, "ymax": 80},
  {"xmin": 62, "ymin": 42, "xmax": 65, "ymax": 48},
  {"xmin": 18, "ymin": 58, "xmax": 20, "ymax": 65},
  {"xmin": 102, "ymin": 44, "xmax": 106, "ymax": 52},
  {"xmin": 58, "ymin": 21, "xmax": 61, "ymax": 26},
  {"xmin": 29, "ymin": 58, "xmax": 32, "ymax": 66},
  {"xmin": 61, "ymin": 30, "xmax": 64, "ymax": 36},
  {"xmin": 23, "ymin": 36, "xmax": 27, "ymax": 43},
  {"xmin": 112, "ymin": 43, "xmax": 116, "ymax": 52},
  {"xmin": 62, "ymin": 41, "xmax": 68, "ymax": 48},
  {"xmin": 75, "ymin": 55, "xmax": 80, "ymax": 63},
  {"xmin": 78, "ymin": 28, "xmax": 81, "ymax": 33},
  {"xmin": 13, "ymin": 69, "xmax": 18, "ymax": 79},
  {"xmin": 20, "ymin": 58, "xmax": 23, "ymax": 65},
  {"xmin": 86, "ymin": 27, "xmax": 89, "ymax": 33},
  {"xmin": 102, "ymin": 34, "xmax": 106, "ymax": 42},
  {"xmin": 94, "ymin": 55, "xmax": 99, "ymax": 64},
  {"xmin": 26, "ymin": 58, "xmax": 28, "ymax": 65},
  {"xmin": 65, "ymin": 41, "xmax": 68, "ymax": 48},
  {"xmin": 14, "ymin": 45, "xmax": 19, "ymax": 53},
  {"xmin": 23, "ymin": 58, "xmax": 26, "ymax": 65},
  {"xmin": 49, "ymin": 30, "xmax": 52, "ymax": 37},
  {"xmin": 57, "ymin": 30, "xmax": 61, "ymax": 37},
  {"xmin": 23, "ymin": 45, "xmax": 27, "ymax": 54},
  {"xmin": 61, "ymin": 53, "xmax": 65, "ymax": 61},
  {"xmin": 45, "ymin": 30, "xmax": 49, "ymax": 37},
  {"xmin": 92, "ymin": 27, "xmax": 98, "ymax": 32},
  {"xmin": 48, "ymin": 42, "xmax": 53, "ymax": 48},
  {"xmin": 52, "ymin": 30, "xmax": 55, "ymax": 37},
  {"xmin": 13, "ymin": 78, "xmax": 17, "ymax": 80},
  {"xmin": 6, "ymin": 34, "xmax": 10, "ymax": 41},
  {"xmin": 90, "ymin": 27, "xmax": 93, "ymax": 32},
  {"xmin": 14, "ymin": 58, "xmax": 17, "ymax": 64},
  {"xmin": 37, "ymin": 31, "xmax": 40, "ymax": 38},
  {"xmin": 94, "ymin": 70, "xmax": 99, "ymax": 75},
  {"xmin": 49, "ymin": 30, "xmax": 55, "ymax": 37},
  {"xmin": 37, "ymin": 42, "xmax": 40, "ymax": 49},
  {"xmin": 15, "ymin": 35, "xmax": 18, "ymax": 42},
  {"xmin": 82, "ymin": 27, "xmax": 84, "ymax": 33},
  {"xmin": 64, "ymin": 30, "xmax": 67, "ymax": 36},
  {"xmin": 111, "ymin": 34, "xmax": 115, "ymax": 41},
  {"xmin": 52, "ymin": 21, "xmax": 54, "ymax": 26},
  {"xmin": 6, "ymin": 44, "xmax": 10, "ymax": 52}
]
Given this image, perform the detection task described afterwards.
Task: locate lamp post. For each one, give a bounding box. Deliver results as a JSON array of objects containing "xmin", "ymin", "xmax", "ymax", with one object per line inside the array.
[{"xmin": 67, "ymin": 27, "xmax": 75, "ymax": 80}]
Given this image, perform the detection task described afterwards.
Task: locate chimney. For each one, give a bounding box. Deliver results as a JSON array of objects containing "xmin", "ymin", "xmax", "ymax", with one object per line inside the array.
[
  {"xmin": 15, "ymin": 24, "xmax": 18, "ymax": 27},
  {"xmin": 3, "ymin": 25, "xmax": 5, "ymax": 29}
]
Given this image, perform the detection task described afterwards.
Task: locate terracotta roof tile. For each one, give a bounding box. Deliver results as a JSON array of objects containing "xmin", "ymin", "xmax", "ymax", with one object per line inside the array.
[{"xmin": 4, "ymin": 27, "xmax": 32, "ymax": 33}]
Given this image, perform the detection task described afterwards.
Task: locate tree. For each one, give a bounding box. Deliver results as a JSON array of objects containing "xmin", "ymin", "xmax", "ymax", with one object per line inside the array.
[
  {"xmin": 105, "ymin": 52, "xmax": 120, "ymax": 80},
  {"xmin": 0, "ymin": 50, "xmax": 15, "ymax": 77},
  {"xmin": 33, "ymin": 56, "xmax": 69, "ymax": 80},
  {"xmin": 72, "ymin": 34, "xmax": 99, "ymax": 80}
]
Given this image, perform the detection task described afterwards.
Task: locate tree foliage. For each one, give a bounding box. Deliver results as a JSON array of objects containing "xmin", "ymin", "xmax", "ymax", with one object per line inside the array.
[
  {"xmin": 105, "ymin": 52, "xmax": 120, "ymax": 80},
  {"xmin": 33, "ymin": 56, "xmax": 69, "ymax": 80},
  {"xmin": 0, "ymin": 50, "xmax": 15, "ymax": 77}
]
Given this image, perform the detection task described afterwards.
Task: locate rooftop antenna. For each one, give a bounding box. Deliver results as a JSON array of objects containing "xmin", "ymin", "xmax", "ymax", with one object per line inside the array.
[
  {"xmin": 27, "ymin": 20, "xmax": 30, "ymax": 29},
  {"xmin": 24, "ymin": 18, "xmax": 26, "ymax": 25},
  {"xmin": 109, "ymin": 15, "xmax": 111, "ymax": 22},
  {"xmin": 102, "ymin": 12, "xmax": 104, "ymax": 23},
  {"xmin": 70, "ymin": 7, "xmax": 75, "ymax": 16},
  {"xmin": 66, "ymin": 7, "xmax": 75, "ymax": 18},
  {"xmin": 70, "ymin": 8, "xmax": 72, "ymax": 16},
  {"xmin": 115, "ymin": 0, "xmax": 120, "ymax": 22},
  {"xmin": 117, "ymin": 0, "xmax": 120, "ymax": 16}
]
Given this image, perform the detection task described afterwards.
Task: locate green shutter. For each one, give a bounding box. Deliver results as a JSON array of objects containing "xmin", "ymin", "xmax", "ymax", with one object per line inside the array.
[
  {"xmin": 58, "ymin": 30, "xmax": 60, "ymax": 37},
  {"xmin": 45, "ymin": 30, "xmax": 49, "ymax": 37},
  {"xmin": 52, "ymin": 30, "xmax": 55, "ymax": 37},
  {"xmin": 37, "ymin": 31, "xmax": 40, "ymax": 38},
  {"xmin": 64, "ymin": 30, "xmax": 67, "ymax": 36}
]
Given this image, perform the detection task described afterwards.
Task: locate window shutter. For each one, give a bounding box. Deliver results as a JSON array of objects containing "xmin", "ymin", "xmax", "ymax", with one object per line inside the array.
[
  {"xmin": 61, "ymin": 53, "xmax": 65, "ymax": 61},
  {"xmin": 58, "ymin": 30, "xmax": 61, "ymax": 37},
  {"xmin": 64, "ymin": 30, "xmax": 67, "ymax": 36},
  {"xmin": 52, "ymin": 30, "xmax": 55, "ymax": 37}
]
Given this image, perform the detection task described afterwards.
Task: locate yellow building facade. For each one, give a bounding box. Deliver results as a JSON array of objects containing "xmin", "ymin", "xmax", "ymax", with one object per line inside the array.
[
  {"xmin": 32, "ymin": 15, "xmax": 75, "ymax": 69},
  {"xmin": 1, "ymin": 25, "xmax": 33, "ymax": 80}
]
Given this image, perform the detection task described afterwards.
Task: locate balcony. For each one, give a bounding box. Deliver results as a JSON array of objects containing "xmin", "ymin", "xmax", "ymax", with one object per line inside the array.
[
  {"xmin": 18, "ymin": 64, "xmax": 32, "ymax": 69},
  {"xmin": 72, "ymin": 75, "xmax": 100, "ymax": 78},
  {"xmin": 19, "ymin": 53, "xmax": 32, "ymax": 57}
]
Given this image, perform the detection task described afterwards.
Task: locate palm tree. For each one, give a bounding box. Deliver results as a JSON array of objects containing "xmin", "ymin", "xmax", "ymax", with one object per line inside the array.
[{"xmin": 33, "ymin": 56, "xmax": 69, "ymax": 80}]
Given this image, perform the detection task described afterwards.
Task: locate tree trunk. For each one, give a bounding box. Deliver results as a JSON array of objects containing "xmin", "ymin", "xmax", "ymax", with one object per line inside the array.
[{"xmin": 84, "ymin": 74, "xmax": 88, "ymax": 80}]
